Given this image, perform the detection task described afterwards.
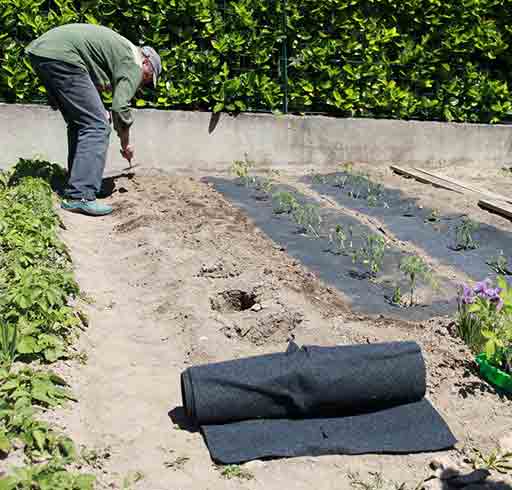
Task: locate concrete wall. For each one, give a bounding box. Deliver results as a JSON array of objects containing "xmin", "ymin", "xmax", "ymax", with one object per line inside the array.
[{"xmin": 2, "ymin": 103, "xmax": 512, "ymax": 174}]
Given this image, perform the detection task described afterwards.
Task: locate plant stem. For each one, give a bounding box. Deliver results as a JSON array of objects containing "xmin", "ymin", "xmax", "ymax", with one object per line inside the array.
[{"xmin": 410, "ymin": 273, "xmax": 416, "ymax": 306}]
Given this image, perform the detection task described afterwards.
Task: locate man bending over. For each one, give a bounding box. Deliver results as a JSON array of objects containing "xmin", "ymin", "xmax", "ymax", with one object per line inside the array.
[{"xmin": 26, "ymin": 23, "xmax": 162, "ymax": 216}]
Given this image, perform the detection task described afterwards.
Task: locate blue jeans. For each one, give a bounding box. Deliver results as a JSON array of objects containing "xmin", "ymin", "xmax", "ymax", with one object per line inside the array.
[{"xmin": 29, "ymin": 54, "xmax": 111, "ymax": 200}]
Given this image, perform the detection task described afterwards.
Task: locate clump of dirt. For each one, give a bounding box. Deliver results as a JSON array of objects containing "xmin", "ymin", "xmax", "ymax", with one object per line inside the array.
[
  {"xmin": 250, "ymin": 309, "xmax": 303, "ymax": 345},
  {"xmin": 210, "ymin": 289, "xmax": 258, "ymax": 312},
  {"xmin": 114, "ymin": 214, "xmax": 157, "ymax": 233},
  {"xmin": 197, "ymin": 260, "xmax": 241, "ymax": 279},
  {"xmin": 222, "ymin": 306, "xmax": 304, "ymax": 345}
]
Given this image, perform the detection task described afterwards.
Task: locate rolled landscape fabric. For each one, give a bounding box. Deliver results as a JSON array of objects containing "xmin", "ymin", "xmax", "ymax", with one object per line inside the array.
[{"xmin": 180, "ymin": 341, "xmax": 456, "ymax": 464}]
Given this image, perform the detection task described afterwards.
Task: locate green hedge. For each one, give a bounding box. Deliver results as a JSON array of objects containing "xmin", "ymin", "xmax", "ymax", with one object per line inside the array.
[{"xmin": 2, "ymin": 0, "xmax": 512, "ymax": 122}]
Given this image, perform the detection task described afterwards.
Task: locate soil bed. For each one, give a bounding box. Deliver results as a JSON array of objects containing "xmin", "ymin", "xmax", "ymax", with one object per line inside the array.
[
  {"xmin": 307, "ymin": 171, "xmax": 511, "ymax": 283},
  {"xmin": 210, "ymin": 177, "xmax": 454, "ymax": 321},
  {"xmin": 54, "ymin": 169, "xmax": 512, "ymax": 490}
]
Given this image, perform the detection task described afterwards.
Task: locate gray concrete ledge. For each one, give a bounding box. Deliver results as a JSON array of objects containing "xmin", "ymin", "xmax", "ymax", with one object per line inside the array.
[{"xmin": 1, "ymin": 103, "xmax": 511, "ymax": 174}]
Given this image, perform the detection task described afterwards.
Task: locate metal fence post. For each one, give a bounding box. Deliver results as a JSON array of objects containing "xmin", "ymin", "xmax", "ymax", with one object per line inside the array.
[{"xmin": 280, "ymin": 0, "xmax": 288, "ymax": 114}]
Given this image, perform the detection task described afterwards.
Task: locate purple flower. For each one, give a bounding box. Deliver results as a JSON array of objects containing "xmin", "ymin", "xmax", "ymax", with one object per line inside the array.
[
  {"xmin": 473, "ymin": 279, "xmax": 492, "ymax": 295},
  {"xmin": 459, "ymin": 283, "xmax": 475, "ymax": 305},
  {"xmin": 485, "ymin": 288, "xmax": 504, "ymax": 310}
]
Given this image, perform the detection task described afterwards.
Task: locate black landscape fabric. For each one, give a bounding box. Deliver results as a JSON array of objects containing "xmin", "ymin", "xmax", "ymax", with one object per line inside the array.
[{"xmin": 180, "ymin": 341, "xmax": 456, "ymax": 464}]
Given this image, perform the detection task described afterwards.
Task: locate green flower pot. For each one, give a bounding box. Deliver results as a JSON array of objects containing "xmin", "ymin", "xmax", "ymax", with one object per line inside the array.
[{"xmin": 475, "ymin": 353, "xmax": 512, "ymax": 393}]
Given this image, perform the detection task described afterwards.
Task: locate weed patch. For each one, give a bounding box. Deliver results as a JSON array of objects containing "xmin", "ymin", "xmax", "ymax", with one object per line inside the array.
[{"xmin": 217, "ymin": 464, "xmax": 254, "ymax": 480}]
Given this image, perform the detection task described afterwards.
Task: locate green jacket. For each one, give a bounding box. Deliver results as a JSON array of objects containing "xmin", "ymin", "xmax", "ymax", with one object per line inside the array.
[{"xmin": 26, "ymin": 23, "xmax": 142, "ymax": 133}]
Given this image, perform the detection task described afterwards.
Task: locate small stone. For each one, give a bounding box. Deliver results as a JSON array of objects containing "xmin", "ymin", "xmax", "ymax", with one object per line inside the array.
[
  {"xmin": 251, "ymin": 303, "xmax": 262, "ymax": 312},
  {"xmin": 199, "ymin": 336, "xmax": 208, "ymax": 341},
  {"xmin": 499, "ymin": 433, "xmax": 512, "ymax": 453},
  {"xmin": 430, "ymin": 455, "xmax": 456, "ymax": 471}
]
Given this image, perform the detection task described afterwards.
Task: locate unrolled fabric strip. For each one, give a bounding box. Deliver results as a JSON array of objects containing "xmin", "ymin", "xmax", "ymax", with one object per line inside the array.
[{"xmin": 180, "ymin": 341, "xmax": 456, "ymax": 463}]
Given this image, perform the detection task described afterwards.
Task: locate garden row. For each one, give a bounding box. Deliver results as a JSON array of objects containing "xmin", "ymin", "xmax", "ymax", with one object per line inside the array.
[
  {"xmin": 222, "ymin": 161, "xmax": 512, "ymax": 390},
  {"xmin": 2, "ymin": 0, "xmax": 512, "ymax": 122},
  {"xmin": 0, "ymin": 160, "xmax": 94, "ymax": 490}
]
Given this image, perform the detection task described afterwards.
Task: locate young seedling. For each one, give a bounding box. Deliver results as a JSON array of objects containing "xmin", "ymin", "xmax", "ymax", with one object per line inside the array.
[
  {"xmin": 348, "ymin": 471, "xmax": 384, "ymax": 490},
  {"xmin": 230, "ymin": 156, "xmax": 255, "ymax": 187},
  {"xmin": 339, "ymin": 162, "xmax": 354, "ymax": 175},
  {"xmin": 353, "ymin": 233, "xmax": 386, "ymax": 277},
  {"xmin": 366, "ymin": 181, "xmax": 383, "ymax": 207},
  {"xmin": 80, "ymin": 445, "xmax": 111, "ymax": 470},
  {"xmin": 453, "ymin": 216, "xmax": 479, "ymax": 250},
  {"xmin": 367, "ymin": 194, "xmax": 379, "ymax": 207},
  {"xmin": 329, "ymin": 224, "xmax": 348, "ymax": 254},
  {"xmin": 425, "ymin": 208, "xmax": 441, "ymax": 223},
  {"xmin": 164, "ymin": 455, "xmax": 190, "ymax": 470},
  {"xmin": 399, "ymin": 255, "xmax": 435, "ymax": 306},
  {"xmin": 332, "ymin": 174, "xmax": 350, "ymax": 189},
  {"xmin": 348, "ymin": 187, "xmax": 362, "ymax": 200},
  {"xmin": 311, "ymin": 173, "xmax": 329, "ymax": 185},
  {"xmin": 292, "ymin": 204, "xmax": 322, "ymax": 237},
  {"xmin": 347, "ymin": 225, "xmax": 355, "ymax": 248},
  {"xmin": 272, "ymin": 191, "xmax": 299, "ymax": 214},
  {"xmin": 256, "ymin": 177, "xmax": 274, "ymax": 196},
  {"xmin": 122, "ymin": 471, "xmax": 145, "ymax": 489},
  {"xmin": 487, "ymin": 250, "xmax": 511, "ymax": 275},
  {"xmin": 391, "ymin": 285, "xmax": 402, "ymax": 306}
]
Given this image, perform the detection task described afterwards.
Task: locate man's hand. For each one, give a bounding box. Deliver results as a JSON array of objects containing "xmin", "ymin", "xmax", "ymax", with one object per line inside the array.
[{"xmin": 120, "ymin": 144, "xmax": 134, "ymax": 163}]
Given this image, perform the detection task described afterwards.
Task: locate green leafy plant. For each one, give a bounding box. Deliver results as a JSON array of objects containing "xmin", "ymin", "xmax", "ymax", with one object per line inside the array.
[
  {"xmin": 367, "ymin": 194, "xmax": 379, "ymax": 208},
  {"xmin": 329, "ymin": 224, "xmax": 348, "ymax": 254},
  {"xmin": 0, "ymin": 324, "xmax": 17, "ymax": 367},
  {"xmin": 455, "ymin": 277, "xmax": 512, "ymax": 370},
  {"xmin": 425, "ymin": 208, "xmax": 441, "ymax": 223},
  {"xmin": 472, "ymin": 447, "xmax": 512, "ymax": 474},
  {"xmin": 311, "ymin": 173, "xmax": 329, "ymax": 185},
  {"xmin": 217, "ymin": 464, "xmax": 254, "ymax": 480},
  {"xmin": 353, "ymin": 234, "xmax": 386, "ymax": 277},
  {"xmin": 391, "ymin": 286, "xmax": 402, "ymax": 306},
  {"xmin": 272, "ymin": 191, "xmax": 299, "ymax": 214},
  {"xmin": 4, "ymin": 0, "xmax": 512, "ymax": 122},
  {"xmin": 399, "ymin": 255, "xmax": 435, "ymax": 306},
  {"xmin": 292, "ymin": 204, "xmax": 322, "ymax": 237},
  {"xmin": 256, "ymin": 177, "xmax": 274, "ymax": 195},
  {"xmin": 457, "ymin": 279, "xmax": 502, "ymax": 352},
  {"xmin": 475, "ymin": 277, "xmax": 512, "ymax": 372},
  {"xmin": 230, "ymin": 156, "xmax": 255, "ymax": 187},
  {"xmin": 348, "ymin": 471, "xmax": 385, "ymax": 490},
  {"xmin": 332, "ymin": 174, "xmax": 350, "ymax": 189},
  {"xmin": 487, "ymin": 250, "xmax": 511, "ymax": 275},
  {"xmin": 0, "ymin": 159, "xmax": 93, "ymax": 488},
  {"xmin": 453, "ymin": 217, "xmax": 479, "ymax": 250},
  {"xmin": 0, "ymin": 462, "xmax": 95, "ymax": 490}
]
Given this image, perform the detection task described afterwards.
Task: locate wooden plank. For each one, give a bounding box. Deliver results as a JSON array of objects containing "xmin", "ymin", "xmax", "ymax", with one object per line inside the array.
[
  {"xmin": 414, "ymin": 168, "xmax": 512, "ymax": 204},
  {"xmin": 390, "ymin": 165, "xmax": 465, "ymax": 194},
  {"xmin": 478, "ymin": 199, "xmax": 512, "ymax": 220}
]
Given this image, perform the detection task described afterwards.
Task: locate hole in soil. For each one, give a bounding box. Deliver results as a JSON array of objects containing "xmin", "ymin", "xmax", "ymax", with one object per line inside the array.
[{"xmin": 210, "ymin": 289, "xmax": 257, "ymax": 312}]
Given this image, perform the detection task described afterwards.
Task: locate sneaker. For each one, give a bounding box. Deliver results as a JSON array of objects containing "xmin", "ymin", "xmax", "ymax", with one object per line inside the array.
[{"xmin": 61, "ymin": 198, "xmax": 113, "ymax": 216}]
